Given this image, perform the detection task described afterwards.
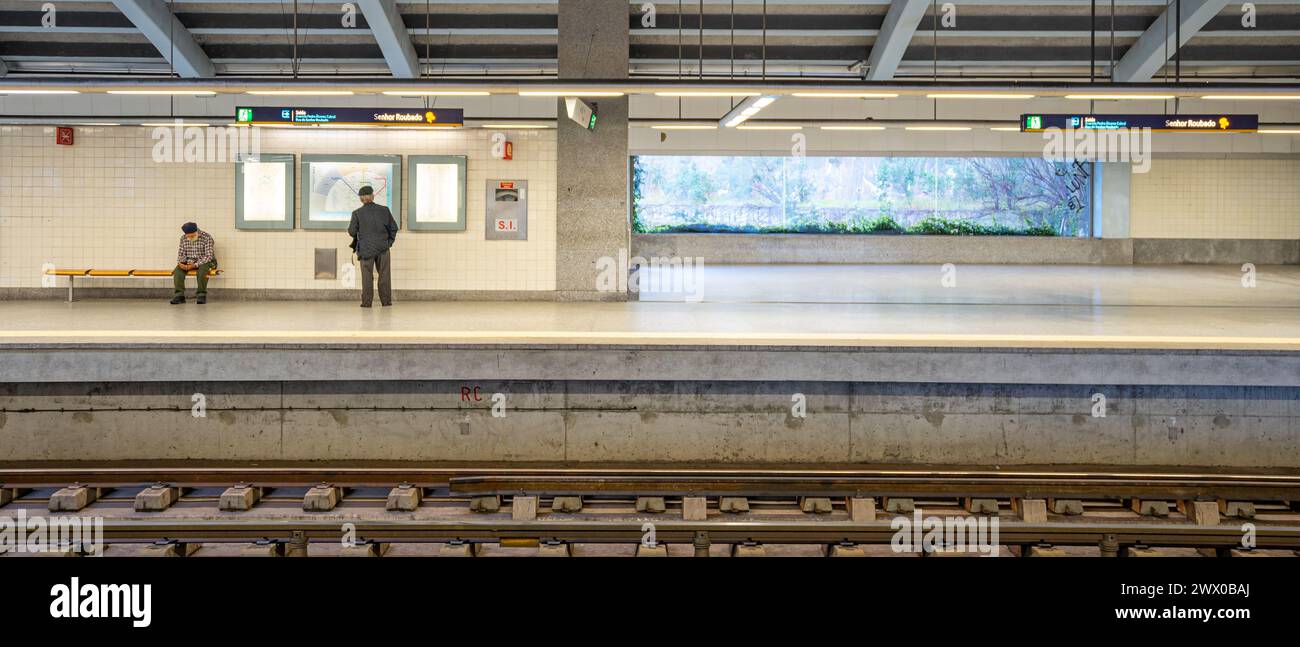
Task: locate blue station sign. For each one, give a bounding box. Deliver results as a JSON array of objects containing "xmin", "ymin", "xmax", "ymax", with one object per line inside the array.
[
  {"xmin": 1021, "ymin": 114, "xmax": 1258, "ymax": 133},
  {"xmin": 236, "ymin": 106, "xmax": 464, "ymax": 127}
]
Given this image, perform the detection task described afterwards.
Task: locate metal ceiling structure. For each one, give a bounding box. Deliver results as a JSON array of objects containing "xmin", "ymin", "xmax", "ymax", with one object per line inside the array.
[{"xmin": 0, "ymin": 0, "xmax": 1296, "ymax": 82}]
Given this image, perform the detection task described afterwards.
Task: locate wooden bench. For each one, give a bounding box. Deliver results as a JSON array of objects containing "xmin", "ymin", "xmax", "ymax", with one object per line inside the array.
[{"xmin": 46, "ymin": 268, "xmax": 223, "ymax": 302}]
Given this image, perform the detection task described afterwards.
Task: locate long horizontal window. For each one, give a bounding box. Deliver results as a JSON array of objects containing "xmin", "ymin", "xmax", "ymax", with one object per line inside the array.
[{"xmin": 632, "ymin": 155, "xmax": 1093, "ymax": 237}]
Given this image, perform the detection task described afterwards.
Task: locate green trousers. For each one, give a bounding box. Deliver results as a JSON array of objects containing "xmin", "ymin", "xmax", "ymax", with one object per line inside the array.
[{"xmin": 173, "ymin": 261, "xmax": 217, "ymax": 297}]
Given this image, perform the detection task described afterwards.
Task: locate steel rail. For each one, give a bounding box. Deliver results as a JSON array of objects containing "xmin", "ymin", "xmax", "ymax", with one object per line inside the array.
[
  {"xmin": 84, "ymin": 519, "xmax": 1300, "ymax": 550},
  {"xmin": 447, "ymin": 474, "xmax": 1300, "ymax": 500}
]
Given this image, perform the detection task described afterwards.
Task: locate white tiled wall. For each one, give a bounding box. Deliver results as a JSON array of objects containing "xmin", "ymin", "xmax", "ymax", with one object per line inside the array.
[
  {"xmin": 1130, "ymin": 158, "xmax": 1300, "ymax": 239},
  {"xmin": 0, "ymin": 125, "xmax": 557, "ymax": 290}
]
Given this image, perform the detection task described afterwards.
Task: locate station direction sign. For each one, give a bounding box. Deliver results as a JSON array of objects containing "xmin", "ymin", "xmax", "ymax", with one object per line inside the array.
[
  {"xmin": 1021, "ymin": 114, "xmax": 1258, "ymax": 133},
  {"xmin": 236, "ymin": 106, "xmax": 464, "ymax": 127}
]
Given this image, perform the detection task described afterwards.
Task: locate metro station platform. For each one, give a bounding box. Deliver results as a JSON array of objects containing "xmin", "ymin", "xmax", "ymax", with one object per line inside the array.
[
  {"xmin": 2, "ymin": 264, "xmax": 1298, "ymax": 350},
  {"xmin": 2, "ymin": 264, "xmax": 1297, "ymax": 467}
]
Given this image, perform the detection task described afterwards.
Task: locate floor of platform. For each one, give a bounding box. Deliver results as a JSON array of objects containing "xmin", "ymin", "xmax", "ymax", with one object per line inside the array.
[{"xmin": 1, "ymin": 264, "xmax": 1298, "ymax": 350}]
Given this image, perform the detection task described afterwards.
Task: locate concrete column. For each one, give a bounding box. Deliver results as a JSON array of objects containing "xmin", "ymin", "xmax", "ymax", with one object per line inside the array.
[
  {"xmin": 556, "ymin": 0, "xmax": 630, "ymax": 301},
  {"xmin": 1093, "ymin": 162, "xmax": 1134, "ymax": 264},
  {"xmin": 1094, "ymin": 162, "xmax": 1132, "ymax": 239}
]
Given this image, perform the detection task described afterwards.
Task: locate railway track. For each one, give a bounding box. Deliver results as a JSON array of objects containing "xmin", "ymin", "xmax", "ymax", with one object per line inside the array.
[
  {"xmin": 4, "ymin": 464, "xmax": 1300, "ymax": 497},
  {"xmin": 42, "ymin": 519, "xmax": 1300, "ymax": 550},
  {"xmin": 3, "ymin": 464, "xmax": 1299, "ymax": 556}
]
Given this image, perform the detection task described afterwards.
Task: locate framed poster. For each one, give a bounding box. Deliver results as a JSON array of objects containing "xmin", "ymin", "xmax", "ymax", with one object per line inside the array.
[
  {"xmin": 300, "ymin": 154, "xmax": 401, "ymax": 230},
  {"xmin": 234, "ymin": 153, "xmax": 294, "ymax": 230},
  {"xmin": 485, "ymin": 179, "xmax": 528, "ymax": 241},
  {"xmin": 407, "ymin": 155, "xmax": 467, "ymax": 231}
]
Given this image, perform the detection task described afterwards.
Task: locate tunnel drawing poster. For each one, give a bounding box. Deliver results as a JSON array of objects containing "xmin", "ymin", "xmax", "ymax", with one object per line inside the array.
[{"xmin": 300, "ymin": 155, "xmax": 402, "ymax": 230}]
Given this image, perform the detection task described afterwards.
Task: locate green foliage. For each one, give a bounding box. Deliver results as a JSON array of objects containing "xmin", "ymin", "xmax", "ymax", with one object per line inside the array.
[
  {"xmin": 906, "ymin": 215, "xmax": 1056, "ymax": 236},
  {"xmin": 636, "ymin": 215, "xmax": 1055, "ymax": 236},
  {"xmin": 853, "ymin": 215, "xmax": 906, "ymax": 233},
  {"xmin": 632, "ymin": 154, "xmax": 1092, "ymax": 237},
  {"xmin": 630, "ymin": 156, "xmax": 645, "ymax": 233}
]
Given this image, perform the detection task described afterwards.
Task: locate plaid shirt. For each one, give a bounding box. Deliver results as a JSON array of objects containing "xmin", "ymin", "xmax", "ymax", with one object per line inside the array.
[{"xmin": 177, "ymin": 231, "xmax": 216, "ymax": 266}]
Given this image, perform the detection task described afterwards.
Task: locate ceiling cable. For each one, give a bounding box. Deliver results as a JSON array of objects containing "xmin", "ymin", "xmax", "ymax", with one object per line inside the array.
[
  {"xmin": 678, "ymin": 0, "xmax": 683, "ymax": 79},
  {"xmin": 1162, "ymin": 0, "xmax": 1170, "ymax": 84},
  {"xmin": 1110, "ymin": 0, "xmax": 1116, "ymax": 78},
  {"xmin": 1175, "ymin": 0, "xmax": 1182, "ymax": 82},
  {"xmin": 932, "ymin": 0, "xmax": 938, "ymax": 81}
]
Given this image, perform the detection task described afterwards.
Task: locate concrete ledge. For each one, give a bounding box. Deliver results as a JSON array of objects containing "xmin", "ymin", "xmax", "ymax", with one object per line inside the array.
[
  {"xmin": 634, "ymin": 234, "xmax": 1298, "ymax": 266},
  {"xmin": 634, "ymin": 233, "xmax": 1132, "ymax": 265},
  {"xmin": 1133, "ymin": 239, "xmax": 1300, "ymax": 265},
  {"xmin": 2, "ymin": 346, "xmax": 1297, "ymax": 386},
  {"xmin": 3, "ymin": 380, "xmax": 1296, "ymax": 466}
]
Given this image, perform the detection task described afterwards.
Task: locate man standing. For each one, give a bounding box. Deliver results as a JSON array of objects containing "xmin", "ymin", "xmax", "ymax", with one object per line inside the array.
[
  {"xmin": 171, "ymin": 222, "xmax": 217, "ymax": 305},
  {"xmin": 347, "ymin": 185, "xmax": 398, "ymax": 307}
]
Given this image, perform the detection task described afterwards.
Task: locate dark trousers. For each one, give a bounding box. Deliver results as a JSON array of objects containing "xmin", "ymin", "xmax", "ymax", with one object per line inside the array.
[
  {"xmin": 173, "ymin": 261, "xmax": 216, "ymax": 297},
  {"xmin": 360, "ymin": 250, "xmax": 392, "ymax": 306}
]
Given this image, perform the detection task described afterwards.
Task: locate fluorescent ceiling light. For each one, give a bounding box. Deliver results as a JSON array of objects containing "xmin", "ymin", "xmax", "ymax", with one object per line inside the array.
[
  {"xmin": 0, "ymin": 90, "xmax": 80, "ymax": 95},
  {"xmin": 1202, "ymin": 95, "xmax": 1300, "ymax": 101},
  {"xmin": 655, "ymin": 91, "xmax": 760, "ymax": 97},
  {"xmin": 720, "ymin": 95, "xmax": 777, "ymax": 128},
  {"xmin": 1259, "ymin": 129, "xmax": 1300, "ymax": 134},
  {"xmin": 108, "ymin": 90, "xmax": 216, "ymax": 96},
  {"xmin": 737, "ymin": 125, "xmax": 802, "ymax": 131},
  {"xmin": 792, "ymin": 92, "xmax": 898, "ymax": 99},
  {"xmin": 381, "ymin": 90, "xmax": 491, "ymax": 96},
  {"xmin": 246, "ymin": 90, "xmax": 355, "ymax": 96},
  {"xmin": 927, "ymin": 93, "xmax": 1036, "ymax": 100},
  {"xmin": 69, "ymin": 122, "xmax": 120, "ymax": 126},
  {"xmin": 480, "ymin": 123, "xmax": 551, "ymax": 129},
  {"xmin": 819, "ymin": 125, "xmax": 886, "ymax": 131},
  {"xmin": 905, "ymin": 126, "xmax": 972, "ymax": 131},
  {"xmin": 518, "ymin": 90, "xmax": 624, "ymax": 97},
  {"xmin": 1064, "ymin": 94, "xmax": 1174, "ymax": 100},
  {"xmin": 651, "ymin": 125, "xmax": 718, "ymax": 130},
  {"xmin": 990, "ymin": 127, "xmax": 1024, "ymax": 131},
  {"xmin": 141, "ymin": 122, "xmax": 210, "ymax": 127}
]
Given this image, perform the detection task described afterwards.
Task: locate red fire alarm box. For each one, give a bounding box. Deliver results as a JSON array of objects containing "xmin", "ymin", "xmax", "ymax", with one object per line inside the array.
[
  {"xmin": 504, "ymin": 141, "xmax": 514, "ymax": 160},
  {"xmin": 56, "ymin": 127, "xmax": 74, "ymax": 146}
]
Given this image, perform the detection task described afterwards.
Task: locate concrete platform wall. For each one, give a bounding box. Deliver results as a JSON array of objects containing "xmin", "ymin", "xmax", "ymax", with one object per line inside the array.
[
  {"xmin": 634, "ymin": 234, "xmax": 1300, "ymax": 266},
  {"xmin": 3, "ymin": 381, "xmax": 1297, "ymax": 467}
]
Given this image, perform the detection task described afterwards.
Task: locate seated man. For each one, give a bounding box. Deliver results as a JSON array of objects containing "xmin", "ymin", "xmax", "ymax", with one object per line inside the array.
[{"xmin": 171, "ymin": 222, "xmax": 218, "ymax": 305}]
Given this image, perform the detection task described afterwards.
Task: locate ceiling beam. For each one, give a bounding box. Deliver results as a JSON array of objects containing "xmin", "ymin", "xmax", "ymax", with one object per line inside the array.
[
  {"xmin": 863, "ymin": 0, "xmax": 930, "ymax": 81},
  {"xmin": 110, "ymin": 0, "xmax": 214, "ymax": 77},
  {"xmin": 1113, "ymin": 0, "xmax": 1229, "ymax": 82},
  {"xmin": 357, "ymin": 0, "xmax": 421, "ymax": 78}
]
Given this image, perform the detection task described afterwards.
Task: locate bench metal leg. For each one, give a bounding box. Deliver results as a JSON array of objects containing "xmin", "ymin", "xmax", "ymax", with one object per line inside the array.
[{"xmin": 67, "ymin": 276, "xmax": 74, "ymax": 303}]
